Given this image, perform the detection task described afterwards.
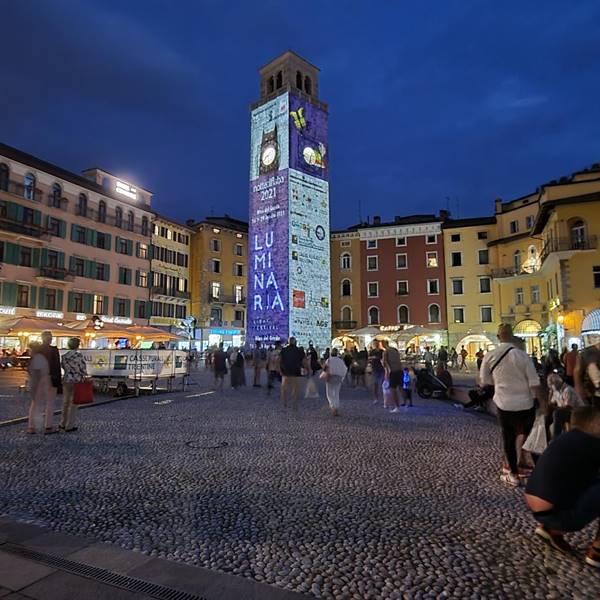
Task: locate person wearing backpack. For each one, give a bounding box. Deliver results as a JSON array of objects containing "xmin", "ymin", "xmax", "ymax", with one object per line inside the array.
[
  {"xmin": 480, "ymin": 323, "xmax": 543, "ymax": 487},
  {"xmin": 253, "ymin": 341, "xmax": 267, "ymax": 387}
]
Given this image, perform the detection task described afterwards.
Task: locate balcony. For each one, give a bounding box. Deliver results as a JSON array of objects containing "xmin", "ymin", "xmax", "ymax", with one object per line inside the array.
[
  {"xmin": 333, "ymin": 320, "xmax": 357, "ymax": 330},
  {"xmin": 46, "ymin": 194, "xmax": 69, "ymax": 210},
  {"xmin": 2, "ymin": 180, "xmax": 44, "ymax": 202},
  {"xmin": 491, "ymin": 265, "xmax": 539, "ymax": 279},
  {"xmin": 152, "ymin": 286, "xmax": 191, "ymax": 300},
  {"xmin": 208, "ymin": 319, "xmax": 245, "ymax": 329},
  {"xmin": 540, "ymin": 236, "xmax": 598, "ymax": 265},
  {"xmin": 37, "ymin": 266, "xmax": 74, "ymax": 282},
  {"xmin": 0, "ymin": 216, "xmax": 49, "ymax": 240},
  {"xmin": 208, "ymin": 293, "xmax": 246, "ymax": 304}
]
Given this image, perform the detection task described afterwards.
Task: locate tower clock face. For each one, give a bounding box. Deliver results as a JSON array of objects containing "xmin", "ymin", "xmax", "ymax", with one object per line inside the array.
[{"xmin": 262, "ymin": 145, "xmax": 277, "ymax": 167}]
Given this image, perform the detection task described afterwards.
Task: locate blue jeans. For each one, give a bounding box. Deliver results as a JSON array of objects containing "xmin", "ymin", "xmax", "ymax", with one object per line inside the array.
[{"xmin": 533, "ymin": 480, "xmax": 600, "ymax": 532}]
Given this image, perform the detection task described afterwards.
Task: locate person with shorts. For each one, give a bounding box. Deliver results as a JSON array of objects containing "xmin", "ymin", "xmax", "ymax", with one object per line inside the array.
[
  {"xmin": 524, "ymin": 406, "xmax": 600, "ymax": 568},
  {"xmin": 383, "ymin": 340, "xmax": 403, "ymax": 413}
]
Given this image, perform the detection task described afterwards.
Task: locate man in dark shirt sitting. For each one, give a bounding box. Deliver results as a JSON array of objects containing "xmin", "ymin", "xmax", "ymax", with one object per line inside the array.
[
  {"xmin": 279, "ymin": 337, "xmax": 306, "ymax": 410},
  {"xmin": 524, "ymin": 406, "xmax": 600, "ymax": 568}
]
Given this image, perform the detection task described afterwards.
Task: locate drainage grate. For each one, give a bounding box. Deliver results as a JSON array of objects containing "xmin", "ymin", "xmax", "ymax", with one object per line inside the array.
[{"xmin": 1, "ymin": 543, "xmax": 207, "ymax": 600}]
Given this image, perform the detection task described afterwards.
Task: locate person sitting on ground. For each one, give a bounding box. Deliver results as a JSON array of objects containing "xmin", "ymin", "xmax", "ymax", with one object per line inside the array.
[
  {"xmin": 546, "ymin": 373, "xmax": 584, "ymax": 438},
  {"xmin": 524, "ymin": 406, "xmax": 600, "ymax": 568}
]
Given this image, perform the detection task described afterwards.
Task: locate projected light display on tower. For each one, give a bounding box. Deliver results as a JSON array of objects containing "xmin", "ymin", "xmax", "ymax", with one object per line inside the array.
[{"xmin": 247, "ymin": 52, "xmax": 331, "ymax": 348}]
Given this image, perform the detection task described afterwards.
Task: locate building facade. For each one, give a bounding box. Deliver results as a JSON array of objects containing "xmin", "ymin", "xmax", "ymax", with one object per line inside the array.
[
  {"xmin": 0, "ymin": 144, "xmax": 153, "ymax": 327},
  {"xmin": 150, "ymin": 216, "xmax": 192, "ymax": 328},
  {"xmin": 189, "ymin": 216, "xmax": 248, "ymax": 349},
  {"xmin": 442, "ymin": 216, "xmax": 499, "ymax": 354}
]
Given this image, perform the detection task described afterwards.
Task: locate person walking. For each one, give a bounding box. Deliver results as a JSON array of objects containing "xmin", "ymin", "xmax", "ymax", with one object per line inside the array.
[
  {"xmin": 279, "ymin": 337, "xmax": 306, "ymax": 410},
  {"xmin": 563, "ymin": 343, "xmax": 579, "ymax": 387},
  {"xmin": 229, "ymin": 347, "xmax": 246, "ymax": 389},
  {"xmin": 27, "ymin": 343, "xmax": 55, "ymax": 434},
  {"xmin": 383, "ymin": 341, "xmax": 403, "ymax": 412},
  {"xmin": 401, "ymin": 367, "xmax": 415, "ymax": 407},
  {"xmin": 252, "ymin": 341, "xmax": 267, "ymax": 387},
  {"xmin": 476, "ymin": 348, "xmax": 485, "ymax": 371},
  {"xmin": 438, "ymin": 346, "xmax": 448, "ymax": 369},
  {"xmin": 323, "ymin": 348, "xmax": 347, "ymax": 417},
  {"xmin": 60, "ymin": 337, "xmax": 88, "ymax": 432},
  {"xmin": 368, "ymin": 340, "xmax": 385, "ymax": 406},
  {"xmin": 212, "ymin": 343, "xmax": 228, "ymax": 392},
  {"xmin": 459, "ymin": 345, "xmax": 469, "ymax": 371},
  {"xmin": 449, "ymin": 347, "xmax": 458, "ymax": 370},
  {"xmin": 40, "ymin": 330, "xmax": 62, "ymax": 415},
  {"xmin": 423, "ymin": 346, "xmax": 434, "ymax": 373},
  {"xmin": 266, "ymin": 342, "xmax": 281, "ymax": 395},
  {"xmin": 480, "ymin": 323, "xmax": 543, "ymax": 487},
  {"xmin": 305, "ymin": 342, "xmax": 321, "ymax": 399}
]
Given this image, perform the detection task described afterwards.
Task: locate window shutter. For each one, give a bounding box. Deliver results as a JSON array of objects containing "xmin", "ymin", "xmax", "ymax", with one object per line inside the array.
[
  {"xmin": 83, "ymin": 293, "xmax": 93, "ymax": 314},
  {"xmin": 135, "ymin": 242, "xmax": 140, "ymax": 257},
  {"xmin": 105, "ymin": 233, "xmax": 111, "ymax": 251},
  {"xmin": 84, "ymin": 260, "xmax": 94, "ymax": 279},
  {"xmin": 59, "ymin": 220, "xmax": 67, "ymax": 238},
  {"xmin": 56, "ymin": 289, "xmax": 64, "ymax": 311},
  {"xmin": 70, "ymin": 224, "xmax": 77, "ymax": 241},
  {"xmin": 126, "ymin": 269, "xmax": 132, "ymax": 285},
  {"xmin": 38, "ymin": 287, "xmax": 46, "ymax": 309},
  {"xmin": 124, "ymin": 299, "xmax": 131, "ymax": 317},
  {"xmin": 40, "ymin": 248, "xmax": 48, "ymax": 266},
  {"xmin": 127, "ymin": 239, "xmax": 133, "ymax": 256},
  {"xmin": 113, "ymin": 297, "xmax": 118, "ymax": 315},
  {"xmin": 104, "ymin": 264, "xmax": 110, "ymax": 281},
  {"xmin": 115, "ymin": 236, "xmax": 121, "ymax": 252},
  {"xmin": 68, "ymin": 291, "xmax": 74, "ymax": 312},
  {"xmin": 135, "ymin": 270, "xmax": 140, "ymax": 287},
  {"xmin": 58, "ymin": 252, "xmax": 65, "ymax": 268},
  {"xmin": 69, "ymin": 256, "xmax": 76, "ymax": 272},
  {"xmin": 1, "ymin": 282, "xmax": 17, "ymax": 306},
  {"xmin": 7, "ymin": 202, "xmax": 20, "ymax": 222},
  {"xmin": 5, "ymin": 243, "xmax": 19, "ymax": 265},
  {"xmin": 29, "ymin": 285, "xmax": 37, "ymax": 308},
  {"xmin": 32, "ymin": 248, "xmax": 41, "ymax": 268},
  {"xmin": 33, "ymin": 210, "xmax": 42, "ymax": 226},
  {"xmin": 103, "ymin": 295, "xmax": 109, "ymax": 313}
]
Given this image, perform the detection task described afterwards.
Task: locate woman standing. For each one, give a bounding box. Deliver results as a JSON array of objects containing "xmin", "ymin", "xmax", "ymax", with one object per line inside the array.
[
  {"xmin": 323, "ymin": 348, "xmax": 348, "ymax": 417},
  {"xmin": 229, "ymin": 347, "xmax": 246, "ymax": 389},
  {"xmin": 60, "ymin": 337, "xmax": 88, "ymax": 432},
  {"xmin": 27, "ymin": 343, "xmax": 55, "ymax": 434}
]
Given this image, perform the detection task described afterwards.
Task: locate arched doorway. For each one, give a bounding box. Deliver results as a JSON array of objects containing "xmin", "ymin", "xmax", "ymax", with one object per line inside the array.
[
  {"xmin": 514, "ymin": 319, "xmax": 542, "ymax": 356},
  {"xmin": 456, "ymin": 334, "xmax": 496, "ymax": 361}
]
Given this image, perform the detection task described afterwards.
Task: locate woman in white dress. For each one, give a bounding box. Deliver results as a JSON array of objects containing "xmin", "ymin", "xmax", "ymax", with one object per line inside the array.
[
  {"xmin": 323, "ymin": 348, "xmax": 348, "ymax": 417},
  {"xmin": 27, "ymin": 342, "xmax": 55, "ymax": 434}
]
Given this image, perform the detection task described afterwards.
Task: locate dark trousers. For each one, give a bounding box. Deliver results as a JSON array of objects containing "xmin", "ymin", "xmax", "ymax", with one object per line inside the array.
[{"xmin": 497, "ymin": 406, "xmax": 536, "ymax": 474}]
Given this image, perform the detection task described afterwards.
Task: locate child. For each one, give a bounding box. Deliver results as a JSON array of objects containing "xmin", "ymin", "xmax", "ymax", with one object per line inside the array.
[{"xmin": 402, "ymin": 367, "xmax": 414, "ymax": 407}]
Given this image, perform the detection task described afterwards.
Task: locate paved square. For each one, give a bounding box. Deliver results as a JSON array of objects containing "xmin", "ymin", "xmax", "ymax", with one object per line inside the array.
[{"xmin": 1, "ymin": 371, "xmax": 598, "ymax": 599}]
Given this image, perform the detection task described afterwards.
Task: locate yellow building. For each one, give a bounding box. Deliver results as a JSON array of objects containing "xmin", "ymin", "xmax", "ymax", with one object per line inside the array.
[
  {"xmin": 150, "ymin": 215, "xmax": 192, "ymax": 328},
  {"xmin": 330, "ymin": 229, "xmax": 362, "ymax": 340},
  {"xmin": 441, "ymin": 216, "xmax": 499, "ymax": 355},
  {"xmin": 190, "ymin": 216, "xmax": 248, "ymax": 349},
  {"xmin": 532, "ymin": 165, "xmax": 600, "ymax": 347}
]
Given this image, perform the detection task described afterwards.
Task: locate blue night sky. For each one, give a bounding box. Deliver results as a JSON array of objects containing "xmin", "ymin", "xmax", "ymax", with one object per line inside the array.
[{"xmin": 1, "ymin": 1, "xmax": 599, "ymax": 229}]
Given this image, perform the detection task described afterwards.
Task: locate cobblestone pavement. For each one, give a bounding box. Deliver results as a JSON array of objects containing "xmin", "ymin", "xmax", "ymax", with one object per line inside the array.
[{"xmin": 1, "ymin": 368, "xmax": 599, "ymax": 599}]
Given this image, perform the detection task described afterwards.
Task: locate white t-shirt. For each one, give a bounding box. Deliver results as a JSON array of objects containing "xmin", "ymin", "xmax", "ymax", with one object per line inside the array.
[
  {"xmin": 29, "ymin": 353, "xmax": 49, "ymax": 375},
  {"xmin": 480, "ymin": 342, "xmax": 539, "ymax": 411},
  {"xmin": 326, "ymin": 356, "xmax": 348, "ymax": 378}
]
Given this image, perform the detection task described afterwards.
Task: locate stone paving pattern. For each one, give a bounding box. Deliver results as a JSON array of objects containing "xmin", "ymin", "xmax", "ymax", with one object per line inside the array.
[{"xmin": 1, "ymin": 369, "xmax": 599, "ymax": 599}]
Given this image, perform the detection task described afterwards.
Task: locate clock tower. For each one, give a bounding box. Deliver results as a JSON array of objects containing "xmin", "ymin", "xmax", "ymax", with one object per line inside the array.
[{"xmin": 247, "ymin": 51, "xmax": 331, "ymax": 348}]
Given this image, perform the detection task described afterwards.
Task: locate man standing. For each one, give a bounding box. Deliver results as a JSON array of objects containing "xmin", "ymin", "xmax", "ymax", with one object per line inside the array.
[
  {"xmin": 563, "ymin": 343, "xmax": 579, "ymax": 386},
  {"xmin": 480, "ymin": 323, "xmax": 542, "ymax": 487},
  {"xmin": 383, "ymin": 340, "xmax": 403, "ymax": 413},
  {"xmin": 212, "ymin": 343, "xmax": 228, "ymax": 392},
  {"xmin": 459, "ymin": 345, "xmax": 469, "ymax": 371},
  {"xmin": 368, "ymin": 341, "xmax": 385, "ymax": 406},
  {"xmin": 438, "ymin": 346, "xmax": 448, "ymax": 369},
  {"xmin": 252, "ymin": 341, "xmax": 267, "ymax": 387},
  {"xmin": 40, "ymin": 331, "xmax": 62, "ymax": 431},
  {"xmin": 279, "ymin": 337, "xmax": 306, "ymax": 409},
  {"xmin": 423, "ymin": 346, "xmax": 434, "ymax": 373}
]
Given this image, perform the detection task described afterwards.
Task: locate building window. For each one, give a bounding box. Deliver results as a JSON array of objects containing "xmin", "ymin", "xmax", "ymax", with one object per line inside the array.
[
  {"xmin": 515, "ymin": 287, "xmax": 524, "ymax": 305},
  {"xmin": 93, "ymin": 295, "xmax": 104, "ymax": 314},
  {"xmin": 137, "ymin": 243, "xmax": 148, "ymax": 259},
  {"xmin": 24, "ymin": 173, "xmax": 36, "ymax": 200},
  {"xmin": 453, "ymin": 307, "xmax": 465, "ymax": 323},
  {"xmin": 477, "ymin": 231, "xmax": 488, "ymax": 240},
  {"xmin": 341, "ymin": 252, "xmax": 351, "ymax": 270},
  {"xmin": 127, "ymin": 211, "xmax": 134, "ymax": 232},
  {"xmin": 570, "ymin": 220, "xmax": 586, "ymax": 248},
  {"xmin": 426, "ymin": 234, "xmax": 437, "ymax": 244},
  {"xmin": 531, "ymin": 285, "xmax": 540, "ymax": 304},
  {"xmin": 479, "ymin": 277, "xmax": 491, "ymax": 293},
  {"xmin": 72, "ymin": 258, "xmax": 84, "ymax": 277},
  {"xmin": 396, "ymin": 253, "xmax": 407, "ymax": 269},
  {"xmin": 367, "ymin": 256, "xmax": 378, "ymax": 271},
  {"xmin": 49, "ymin": 183, "xmax": 62, "ymax": 208},
  {"xmin": 115, "ymin": 207, "xmax": 123, "ymax": 228},
  {"xmin": 367, "ymin": 282, "xmax": 379, "ymax": 298},
  {"xmin": 396, "ymin": 236, "xmax": 406, "ymax": 246},
  {"xmin": 452, "ymin": 279, "xmax": 464, "ymax": 295},
  {"xmin": 211, "ymin": 259, "xmax": 221, "ymax": 273},
  {"xmin": 95, "ymin": 232, "xmax": 108, "ymax": 250},
  {"xmin": 44, "ymin": 289, "xmax": 57, "ymax": 310},
  {"xmin": 341, "ymin": 279, "xmax": 352, "ymax": 296},
  {"xmin": 96, "ymin": 263, "xmax": 107, "ymax": 281},
  {"xmin": 397, "ymin": 305, "xmax": 409, "ymax": 324},
  {"xmin": 72, "ymin": 293, "xmax": 83, "ymax": 313},
  {"xmin": 0, "ymin": 163, "xmax": 8, "ymax": 191},
  {"xmin": 210, "ymin": 307, "xmax": 222, "ymax": 324},
  {"xmin": 481, "ymin": 306, "xmax": 493, "ymax": 323},
  {"xmin": 340, "ymin": 240, "xmax": 351, "ymax": 247},
  {"xmin": 526, "ymin": 215, "xmax": 535, "ymax": 229},
  {"xmin": 478, "ymin": 249, "xmax": 489, "ymax": 265},
  {"xmin": 234, "ymin": 284, "xmax": 244, "ymax": 303},
  {"xmin": 510, "ymin": 220, "xmax": 519, "ymax": 234},
  {"xmin": 396, "ymin": 280, "xmax": 408, "ymax": 295},
  {"xmin": 118, "ymin": 267, "xmax": 131, "ymax": 285},
  {"xmin": 427, "ymin": 279, "xmax": 439, "ymax": 295},
  {"xmin": 77, "ymin": 193, "xmax": 87, "ymax": 216},
  {"xmin": 304, "ymin": 75, "xmax": 312, "ymax": 94},
  {"xmin": 20, "ymin": 247, "xmax": 32, "ymax": 267},
  {"xmin": 211, "ymin": 238, "xmax": 221, "ymax": 252},
  {"xmin": 451, "ymin": 233, "xmax": 461, "ymax": 242},
  {"xmin": 235, "ymin": 243, "xmax": 243, "ymax": 256},
  {"xmin": 368, "ymin": 306, "xmax": 380, "ymax": 325},
  {"xmin": 366, "ymin": 239, "xmax": 377, "ymax": 249},
  {"xmin": 138, "ymin": 271, "xmax": 148, "ymax": 288},
  {"xmin": 141, "ymin": 216, "xmax": 149, "ymax": 236},
  {"xmin": 98, "ymin": 200, "xmax": 106, "ymax": 223},
  {"xmin": 17, "ymin": 285, "xmax": 30, "ymax": 307},
  {"xmin": 514, "ymin": 250, "xmax": 522, "ymax": 272},
  {"xmin": 235, "ymin": 263, "xmax": 244, "ymax": 277},
  {"xmin": 428, "ymin": 304, "xmax": 440, "ymax": 323},
  {"xmin": 47, "ymin": 217, "xmax": 61, "ymax": 237},
  {"xmin": 594, "ymin": 266, "xmax": 600, "ymax": 288},
  {"xmin": 426, "ymin": 251, "xmax": 438, "ymax": 268},
  {"xmin": 341, "ymin": 306, "xmax": 352, "ymax": 322},
  {"xmin": 118, "ymin": 238, "xmax": 129, "ymax": 254},
  {"xmin": 234, "ymin": 309, "xmax": 245, "ymax": 325},
  {"xmin": 115, "ymin": 299, "xmax": 128, "ymax": 317},
  {"xmin": 211, "ymin": 281, "xmax": 221, "ymax": 299},
  {"xmin": 451, "ymin": 252, "xmax": 462, "ymax": 267}
]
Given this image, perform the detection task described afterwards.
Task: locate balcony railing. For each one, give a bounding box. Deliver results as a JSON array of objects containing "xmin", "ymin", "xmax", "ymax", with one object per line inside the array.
[
  {"xmin": 152, "ymin": 287, "xmax": 191, "ymax": 300},
  {"xmin": 0, "ymin": 216, "xmax": 49, "ymax": 239},
  {"xmin": 37, "ymin": 266, "xmax": 74, "ymax": 281},
  {"xmin": 2, "ymin": 180, "xmax": 44, "ymax": 202},
  {"xmin": 46, "ymin": 194, "xmax": 69, "ymax": 210},
  {"xmin": 541, "ymin": 235, "xmax": 598, "ymax": 264},
  {"xmin": 491, "ymin": 265, "xmax": 540, "ymax": 278},
  {"xmin": 333, "ymin": 320, "xmax": 357, "ymax": 330},
  {"xmin": 208, "ymin": 293, "xmax": 246, "ymax": 304}
]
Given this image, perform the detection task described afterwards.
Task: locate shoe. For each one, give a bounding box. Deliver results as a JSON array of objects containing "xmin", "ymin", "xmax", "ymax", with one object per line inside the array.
[
  {"xmin": 44, "ymin": 428, "xmax": 59, "ymax": 435},
  {"xmin": 400, "ymin": 403, "xmax": 406, "ymax": 407},
  {"xmin": 585, "ymin": 545, "xmax": 600, "ymax": 568},
  {"xmin": 64, "ymin": 427, "xmax": 78, "ymax": 432},
  {"xmin": 499, "ymin": 472, "xmax": 520, "ymax": 487},
  {"xmin": 253, "ymin": 384, "xmax": 261, "ymax": 388},
  {"xmin": 534, "ymin": 525, "xmax": 572, "ymax": 554},
  {"xmin": 391, "ymin": 408, "xmax": 400, "ymax": 413}
]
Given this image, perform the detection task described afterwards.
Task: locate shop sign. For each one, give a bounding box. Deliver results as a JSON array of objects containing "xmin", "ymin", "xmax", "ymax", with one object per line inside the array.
[
  {"xmin": 548, "ymin": 297, "xmax": 561, "ymax": 311},
  {"xmin": 100, "ymin": 315, "xmax": 133, "ymax": 325},
  {"xmin": 36, "ymin": 310, "xmax": 64, "ymax": 319},
  {"xmin": 0, "ymin": 306, "xmax": 17, "ymax": 316},
  {"xmin": 209, "ymin": 328, "xmax": 240, "ymax": 336},
  {"xmin": 75, "ymin": 313, "xmax": 88, "ymax": 321},
  {"xmin": 380, "ymin": 325, "xmax": 402, "ymax": 332}
]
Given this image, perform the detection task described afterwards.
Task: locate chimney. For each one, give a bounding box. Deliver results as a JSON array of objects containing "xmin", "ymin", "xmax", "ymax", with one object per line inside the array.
[
  {"xmin": 373, "ymin": 215, "xmax": 381, "ymax": 225},
  {"xmin": 494, "ymin": 198, "xmax": 503, "ymax": 214}
]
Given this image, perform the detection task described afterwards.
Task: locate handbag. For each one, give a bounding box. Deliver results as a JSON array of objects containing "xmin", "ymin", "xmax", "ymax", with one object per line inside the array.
[
  {"xmin": 73, "ymin": 380, "xmax": 94, "ymax": 405},
  {"xmin": 522, "ymin": 413, "xmax": 547, "ymax": 455}
]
